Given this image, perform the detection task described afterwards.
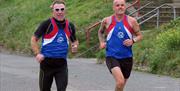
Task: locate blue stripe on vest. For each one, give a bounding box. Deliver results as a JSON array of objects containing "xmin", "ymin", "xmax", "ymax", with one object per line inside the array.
[
  {"xmin": 41, "ymin": 28, "xmax": 69, "ymax": 59},
  {"xmin": 106, "ymin": 20, "xmax": 133, "ymax": 59}
]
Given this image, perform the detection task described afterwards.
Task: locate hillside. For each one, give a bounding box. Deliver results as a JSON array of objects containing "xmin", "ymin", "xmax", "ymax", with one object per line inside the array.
[
  {"xmin": 0, "ymin": 0, "xmax": 113, "ymax": 55},
  {"xmin": 133, "ymin": 18, "xmax": 180, "ymax": 77}
]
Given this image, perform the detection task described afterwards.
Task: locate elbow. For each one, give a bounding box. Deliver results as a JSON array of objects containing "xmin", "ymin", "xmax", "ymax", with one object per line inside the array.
[{"xmin": 31, "ymin": 36, "xmax": 38, "ymax": 47}]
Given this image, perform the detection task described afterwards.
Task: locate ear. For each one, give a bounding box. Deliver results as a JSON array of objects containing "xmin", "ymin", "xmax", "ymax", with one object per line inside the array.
[{"xmin": 112, "ymin": 5, "xmax": 115, "ymax": 11}]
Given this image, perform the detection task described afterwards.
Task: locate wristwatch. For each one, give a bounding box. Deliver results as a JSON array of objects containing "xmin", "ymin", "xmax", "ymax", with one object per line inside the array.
[{"xmin": 132, "ymin": 38, "xmax": 137, "ymax": 43}]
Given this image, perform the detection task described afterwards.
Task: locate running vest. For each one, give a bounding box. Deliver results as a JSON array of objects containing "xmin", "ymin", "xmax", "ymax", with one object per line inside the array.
[
  {"xmin": 106, "ymin": 15, "xmax": 135, "ymax": 59},
  {"xmin": 41, "ymin": 18, "xmax": 71, "ymax": 59}
]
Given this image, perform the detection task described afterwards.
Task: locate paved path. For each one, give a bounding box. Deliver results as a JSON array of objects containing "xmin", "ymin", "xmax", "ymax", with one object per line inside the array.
[{"xmin": 0, "ymin": 53, "xmax": 180, "ymax": 91}]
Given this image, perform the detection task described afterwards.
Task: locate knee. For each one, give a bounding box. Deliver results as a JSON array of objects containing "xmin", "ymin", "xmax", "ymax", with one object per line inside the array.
[{"xmin": 116, "ymin": 80, "xmax": 125, "ymax": 89}]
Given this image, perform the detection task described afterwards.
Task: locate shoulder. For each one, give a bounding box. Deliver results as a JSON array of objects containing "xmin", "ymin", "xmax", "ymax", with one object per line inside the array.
[
  {"xmin": 68, "ymin": 21, "xmax": 76, "ymax": 32},
  {"xmin": 102, "ymin": 15, "xmax": 113, "ymax": 28},
  {"xmin": 69, "ymin": 21, "xmax": 75, "ymax": 27},
  {"xmin": 68, "ymin": 21, "xmax": 76, "ymax": 30},
  {"xmin": 102, "ymin": 16, "xmax": 112, "ymax": 23},
  {"xmin": 39, "ymin": 18, "xmax": 51, "ymax": 27},
  {"xmin": 126, "ymin": 15, "xmax": 138, "ymax": 27}
]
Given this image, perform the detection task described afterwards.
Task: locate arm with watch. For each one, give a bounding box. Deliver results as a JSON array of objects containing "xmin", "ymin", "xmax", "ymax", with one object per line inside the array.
[
  {"xmin": 123, "ymin": 16, "xmax": 143, "ymax": 47},
  {"xmin": 131, "ymin": 17, "xmax": 143, "ymax": 44}
]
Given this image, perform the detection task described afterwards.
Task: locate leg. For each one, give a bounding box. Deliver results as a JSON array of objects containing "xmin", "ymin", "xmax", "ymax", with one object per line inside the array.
[
  {"xmin": 113, "ymin": 57, "xmax": 133, "ymax": 91},
  {"xmin": 39, "ymin": 69, "xmax": 53, "ymax": 91},
  {"xmin": 111, "ymin": 67, "xmax": 126, "ymax": 91},
  {"xmin": 106, "ymin": 57, "xmax": 132, "ymax": 91},
  {"xmin": 55, "ymin": 66, "xmax": 68, "ymax": 91}
]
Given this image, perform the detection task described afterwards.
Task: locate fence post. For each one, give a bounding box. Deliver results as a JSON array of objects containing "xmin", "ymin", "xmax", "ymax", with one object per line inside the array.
[
  {"xmin": 173, "ymin": 6, "xmax": 176, "ymax": 20},
  {"xmin": 156, "ymin": 9, "xmax": 160, "ymax": 28}
]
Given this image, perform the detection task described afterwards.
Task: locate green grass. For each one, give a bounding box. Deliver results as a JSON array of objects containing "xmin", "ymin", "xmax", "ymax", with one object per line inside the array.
[
  {"xmin": 0, "ymin": 0, "xmax": 51, "ymax": 54},
  {"xmin": 0, "ymin": 0, "xmax": 112, "ymax": 54},
  {"xmin": 133, "ymin": 18, "xmax": 180, "ymax": 77}
]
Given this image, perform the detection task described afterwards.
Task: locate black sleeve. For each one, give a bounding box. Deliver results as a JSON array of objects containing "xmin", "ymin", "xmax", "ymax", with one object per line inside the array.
[
  {"xmin": 69, "ymin": 22, "xmax": 77, "ymax": 42},
  {"xmin": 34, "ymin": 19, "xmax": 51, "ymax": 39}
]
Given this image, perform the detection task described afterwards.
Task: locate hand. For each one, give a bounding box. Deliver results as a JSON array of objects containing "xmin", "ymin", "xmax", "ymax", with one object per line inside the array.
[
  {"xmin": 71, "ymin": 40, "xmax": 79, "ymax": 53},
  {"xmin": 35, "ymin": 54, "xmax": 44, "ymax": 63},
  {"xmin": 99, "ymin": 42, "xmax": 106, "ymax": 49},
  {"xmin": 123, "ymin": 39, "xmax": 134, "ymax": 47}
]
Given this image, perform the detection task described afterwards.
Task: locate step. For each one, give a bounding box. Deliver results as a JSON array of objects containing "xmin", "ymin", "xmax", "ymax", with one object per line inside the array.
[
  {"xmin": 167, "ymin": 3, "xmax": 180, "ymax": 8},
  {"xmin": 172, "ymin": 0, "xmax": 180, "ymax": 3},
  {"xmin": 137, "ymin": 2, "xmax": 180, "ymax": 28}
]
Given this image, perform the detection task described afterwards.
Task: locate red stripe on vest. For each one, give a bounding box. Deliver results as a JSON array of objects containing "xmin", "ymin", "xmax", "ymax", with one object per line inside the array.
[
  {"xmin": 123, "ymin": 15, "xmax": 134, "ymax": 34},
  {"xmin": 44, "ymin": 18, "xmax": 58, "ymax": 38},
  {"xmin": 106, "ymin": 15, "xmax": 134, "ymax": 35},
  {"xmin": 106, "ymin": 15, "xmax": 116, "ymax": 35},
  {"xmin": 44, "ymin": 18, "xmax": 71, "ymax": 39},
  {"xmin": 64, "ymin": 20, "xmax": 71, "ymax": 38}
]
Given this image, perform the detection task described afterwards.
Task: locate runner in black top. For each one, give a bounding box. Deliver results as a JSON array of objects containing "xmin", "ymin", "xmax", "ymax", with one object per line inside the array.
[
  {"xmin": 35, "ymin": 17, "xmax": 76, "ymax": 42},
  {"xmin": 31, "ymin": 1, "xmax": 78, "ymax": 91}
]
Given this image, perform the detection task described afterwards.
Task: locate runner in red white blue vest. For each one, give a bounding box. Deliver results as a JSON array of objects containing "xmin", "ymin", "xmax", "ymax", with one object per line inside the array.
[
  {"xmin": 98, "ymin": 0, "xmax": 143, "ymax": 91},
  {"xmin": 31, "ymin": 1, "xmax": 78, "ymax": 91}
]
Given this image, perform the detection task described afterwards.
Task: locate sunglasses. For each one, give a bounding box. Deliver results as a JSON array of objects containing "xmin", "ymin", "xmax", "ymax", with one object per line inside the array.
[{"xmin": 54, "ymin": 8, "xmax": 65, "ymax": 12}]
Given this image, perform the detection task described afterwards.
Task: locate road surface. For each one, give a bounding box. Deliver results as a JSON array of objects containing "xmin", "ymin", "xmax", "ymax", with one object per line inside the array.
[{"xmin": 0, "ymin": 53, "xmax": 179, "ymax": 91}]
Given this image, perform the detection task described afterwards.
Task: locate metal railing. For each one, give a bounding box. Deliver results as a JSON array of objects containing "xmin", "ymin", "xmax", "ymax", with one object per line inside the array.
[
  {"xmin": 137, "ymin": 3, "xmax": 176, "ymax": 28},
  {"xmin": 127, "ymin": 0, "xmax": 140, "ymax": 10},
  {"xmin": 129, "ymin": 1, "xmax": 153, "ymax": 18}
]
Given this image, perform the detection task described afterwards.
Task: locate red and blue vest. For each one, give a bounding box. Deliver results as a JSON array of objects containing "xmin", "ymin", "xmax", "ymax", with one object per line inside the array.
[
  {"xmin": 106, "ymin": 15, "xmax": 135, "ymax": 59},
  {"xmin": 41, "ymin": 18, "xmax": 71, "ymax": 59}
]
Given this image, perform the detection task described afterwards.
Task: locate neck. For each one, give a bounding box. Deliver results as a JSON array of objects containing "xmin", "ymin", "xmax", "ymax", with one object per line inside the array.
[
  {"xmin": 115, "ymin": 13, "xmax": 124, "ymax": 21},
  {"xmin": 53, "ymin": 17, "xmax": 65, "ymax": 22}
]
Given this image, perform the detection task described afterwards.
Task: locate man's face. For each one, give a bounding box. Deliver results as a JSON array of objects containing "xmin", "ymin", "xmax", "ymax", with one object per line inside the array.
[
  {"xmin": 113, "ymin": 0, "xmax": 126, "ymax": 15},
  {"xmin": 52, "ymin": 3, "xmax": 65, "ymax": 21}
]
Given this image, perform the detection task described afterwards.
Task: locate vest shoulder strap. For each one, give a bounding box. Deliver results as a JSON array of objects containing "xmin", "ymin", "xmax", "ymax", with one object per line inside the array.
[
  {"xmin": 44, "ymin": 18, "xmax": 72, "ymax": 39},
  {"xmin": 64, "ymin": 19, "xmax": 71, "ymax": 38},
  {"xmin": 106, "ymin": 15, "xmax": 135, "ymax": 35},
  {"xmin": 122, "ymin": 15, "xmax": 134, "ymax": 34},
  {"xmin": 106, "ymin": 15, "xmax": 116, "ymax": 35},
  {"xmin": 44, "ymin": 18, "xmax": 58, "ymax": 38}
]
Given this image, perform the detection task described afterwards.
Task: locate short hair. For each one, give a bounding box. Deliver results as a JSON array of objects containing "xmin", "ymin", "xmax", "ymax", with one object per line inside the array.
[
  {"xmin": 113, "ymin": 0, "xmax": 126, "ymax": 5},
  {"xmin": 50, "ymin": 0, "xmax": 66, "ymax": 8}
]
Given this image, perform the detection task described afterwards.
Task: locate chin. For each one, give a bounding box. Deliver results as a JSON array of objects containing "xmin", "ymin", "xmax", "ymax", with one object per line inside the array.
[{"xmin": 57, "ymin": 17, "xmax": 65, "ymax": 21}]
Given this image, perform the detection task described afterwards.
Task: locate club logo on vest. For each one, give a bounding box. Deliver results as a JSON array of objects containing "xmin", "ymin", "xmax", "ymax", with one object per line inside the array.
[
  {"xmin": 117, "ymin": 32, "xmax": 124, "ymax": 39},
  {"xmin": 57, "ymin": 37, "xmax": 64, "ymax": 43}
]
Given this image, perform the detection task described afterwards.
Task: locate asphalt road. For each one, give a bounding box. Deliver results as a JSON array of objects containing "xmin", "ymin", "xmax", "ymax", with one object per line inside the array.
[{"xmin": 0, "ymin": 53, "xmax": 180, "ymax": 91}]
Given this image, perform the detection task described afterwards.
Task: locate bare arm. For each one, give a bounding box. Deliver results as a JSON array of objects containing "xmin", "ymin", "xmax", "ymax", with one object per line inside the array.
[
  {"xmin": 31, "ymin": 35, "xmax": 44, "ymax": 63},
  {"xmin": 98, "ymin": 20, "xmax": 106, "ymax": 43},
  {"xmin": 123, "ymin": 16, "xmax": 143, "ymax": 46},
  {"xmin": 98, "ymin": 18, "xmax": 107, "ymax": 49},
  {"xmin": 132, "ymin": 18, "xmax": 143, "ymax": 43},
  {"xmin": 31, "ymin": 35, "xmax": 40, "ymax": 55}
]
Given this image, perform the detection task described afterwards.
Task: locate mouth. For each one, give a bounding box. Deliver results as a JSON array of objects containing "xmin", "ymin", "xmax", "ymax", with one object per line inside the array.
[{"xmin": 57, "ymin": 13, "xmax": 63, "ymax": 17}]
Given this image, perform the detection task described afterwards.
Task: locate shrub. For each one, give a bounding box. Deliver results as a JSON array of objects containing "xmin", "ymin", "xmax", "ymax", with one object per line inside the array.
[{"xmin": 149, "ymin": 28, "xmax": 180, "ymax": 77}]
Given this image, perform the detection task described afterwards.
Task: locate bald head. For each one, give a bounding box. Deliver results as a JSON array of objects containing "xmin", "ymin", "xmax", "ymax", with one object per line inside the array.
[
  {"xmin": 113, "ymin": 0, "xmax": 126, "ymax": 6},
  {"xmin": 113, "ymin": 0, "xmax": 126, "ymax": 16}
]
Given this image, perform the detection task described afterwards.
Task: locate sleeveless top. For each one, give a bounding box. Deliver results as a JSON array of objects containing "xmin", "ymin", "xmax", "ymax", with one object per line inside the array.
[
  {"xmin": 41, "ymin": 18, "xmax": 71, "ymax": 59},
  {"xmin": 106, "ymin": 15, "xmax": 135, "ymax": 59}
]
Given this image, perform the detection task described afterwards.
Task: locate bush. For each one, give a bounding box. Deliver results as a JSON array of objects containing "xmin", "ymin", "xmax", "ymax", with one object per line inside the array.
[{"xmin": 149, "ymin": 28, "xmax": 180, "ymax": 77}]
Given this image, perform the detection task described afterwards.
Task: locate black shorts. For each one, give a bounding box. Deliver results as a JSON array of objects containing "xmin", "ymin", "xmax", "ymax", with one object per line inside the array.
[{"xmin": 106, "ymin": 57, "xmax": 133, "ymax": 79}]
